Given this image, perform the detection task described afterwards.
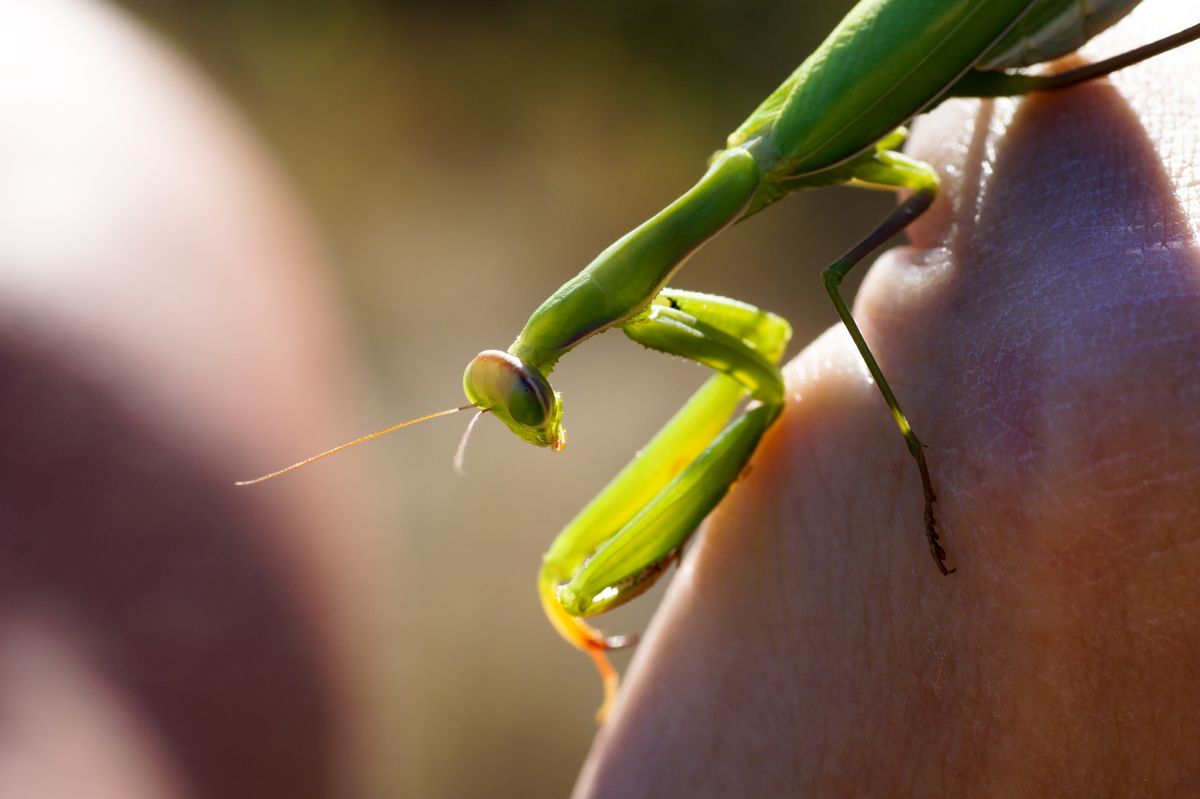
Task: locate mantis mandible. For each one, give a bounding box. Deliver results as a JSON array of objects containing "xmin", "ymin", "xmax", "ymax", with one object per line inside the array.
[{"xmin": 240, "ymin": 0, "xmax": 1200, "ymax": 721}]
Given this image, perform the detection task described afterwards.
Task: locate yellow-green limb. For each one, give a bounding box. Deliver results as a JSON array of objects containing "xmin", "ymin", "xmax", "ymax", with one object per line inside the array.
[{"xmin": 538, "ymin": 290, "xmax": 790, "ymax": 720}]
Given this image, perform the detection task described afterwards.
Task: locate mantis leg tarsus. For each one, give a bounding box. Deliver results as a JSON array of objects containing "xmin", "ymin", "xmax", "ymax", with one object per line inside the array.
[
  {"xmin": 585, "ymin": 646, "xmax": 619, "ymax": 724},
  {"xmin": 537, "ymin": 573, "xmax": 626, "ymax": 722},
  {"xmin": 823, "ymin": 170, "xmax": 953, "ymax": 575},
  {"xmin": 915, "ymin": 442, "xmax": 952, "ymax": 576}
]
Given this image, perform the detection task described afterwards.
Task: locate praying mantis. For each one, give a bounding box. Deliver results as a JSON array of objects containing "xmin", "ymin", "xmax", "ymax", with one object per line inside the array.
[{"xmin": 241, "ymin": 0, "xmax": 1200, "ymax": 721}]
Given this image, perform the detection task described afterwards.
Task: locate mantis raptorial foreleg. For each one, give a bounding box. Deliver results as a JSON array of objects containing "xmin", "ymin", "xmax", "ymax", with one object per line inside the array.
[{"xmin": 539, "ymin": 289, "xmax": 790, "ymax": 719}]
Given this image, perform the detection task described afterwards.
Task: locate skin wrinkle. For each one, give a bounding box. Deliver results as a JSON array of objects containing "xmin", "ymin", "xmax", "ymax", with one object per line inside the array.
[
  {"xmin": 945, "ymin": 102, "xmax": 1190, "ymax": 554},
  {"xmin": 1036, "ymin": 83, "xmax": 1166, "ymax": 763}
]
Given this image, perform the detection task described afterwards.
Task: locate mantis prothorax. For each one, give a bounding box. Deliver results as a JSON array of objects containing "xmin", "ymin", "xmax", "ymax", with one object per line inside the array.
[{"xmin": 241, "ymin": 0, "xmax": 1200, "ymax": 722}]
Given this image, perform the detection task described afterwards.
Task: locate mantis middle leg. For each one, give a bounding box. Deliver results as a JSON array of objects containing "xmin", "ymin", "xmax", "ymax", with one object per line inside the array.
[
  {"xmin": 952, "ymin": 20, "xmax": 1200, "ymax": 97},
  {"xmin": 822, "ymin": 152, "xmax": 951, "ymax": 574}
]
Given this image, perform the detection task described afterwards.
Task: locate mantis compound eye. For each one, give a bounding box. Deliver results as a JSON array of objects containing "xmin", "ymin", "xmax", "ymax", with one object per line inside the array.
[{"xmin": 463, "ymin": 350, "xmax": 565, "ymax": 450}]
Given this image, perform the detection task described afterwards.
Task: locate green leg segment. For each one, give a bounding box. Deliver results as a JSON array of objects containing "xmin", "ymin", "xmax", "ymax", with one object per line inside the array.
[
  {"xmin": 828, "ymin": 152, "xmax": 951, "ymax": 574},
  {"xmin": 871, "ymin": 20, "xmax": 1200, "ymax": 565},
  {"xmin": 538, "ymin": 289, "xmax": 790, "ymax": 719}
]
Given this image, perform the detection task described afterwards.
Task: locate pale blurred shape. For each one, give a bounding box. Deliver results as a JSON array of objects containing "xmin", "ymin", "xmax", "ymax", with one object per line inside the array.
[{"xmin": 0, "ymin": 615, "xmax": 189, "ymax": 799}]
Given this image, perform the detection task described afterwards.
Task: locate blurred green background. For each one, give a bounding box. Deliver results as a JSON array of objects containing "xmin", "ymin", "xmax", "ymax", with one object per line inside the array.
[{"xmin": 115, "ymin": 1, "xmax": 891, "ymax": 796}]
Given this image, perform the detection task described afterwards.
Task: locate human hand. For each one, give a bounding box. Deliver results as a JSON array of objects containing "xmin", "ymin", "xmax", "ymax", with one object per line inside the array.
[{"xmin": 576, "ymin": 4, "xmax": 1200, "ymax": 795}]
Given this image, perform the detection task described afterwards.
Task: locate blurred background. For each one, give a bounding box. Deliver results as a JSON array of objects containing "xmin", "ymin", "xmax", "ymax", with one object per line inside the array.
[{"xmin": 4, "ymin": 0, "xmax": 893, "ymax": 796}]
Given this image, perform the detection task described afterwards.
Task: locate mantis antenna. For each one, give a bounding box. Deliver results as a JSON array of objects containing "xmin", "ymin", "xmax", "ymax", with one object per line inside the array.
[
  {"xmin": 452, "ymin": 409, "xmax": 487, "ymax": 476},
  {"xmin": 235, "ymin": 403, "xmax": 476, "ymax": 486}
]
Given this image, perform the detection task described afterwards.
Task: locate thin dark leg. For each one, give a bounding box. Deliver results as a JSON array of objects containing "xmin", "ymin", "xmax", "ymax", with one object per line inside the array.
[
  {"xmin": 953, "ymin": 22, "xmax": 1200, "ymax": 98},
  {"xmin": 821, "ymin": 187, "xmax": 953, "ymax": 575}
]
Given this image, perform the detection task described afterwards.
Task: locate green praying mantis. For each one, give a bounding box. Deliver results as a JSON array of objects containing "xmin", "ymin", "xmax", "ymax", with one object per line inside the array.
[{"xmin": 241, "ymin": 0, "xmax": 1200, "ymax": 721}]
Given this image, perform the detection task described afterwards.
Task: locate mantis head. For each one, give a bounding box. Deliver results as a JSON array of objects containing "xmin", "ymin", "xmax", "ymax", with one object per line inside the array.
[{"xmin": 463, "ymin": 350, "xmax": 565, "ymax": 450}]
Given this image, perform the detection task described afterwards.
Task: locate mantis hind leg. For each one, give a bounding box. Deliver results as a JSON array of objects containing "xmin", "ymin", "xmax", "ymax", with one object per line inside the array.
[
  {"xmin": 830, "ymin": 151, "xmax": 953, "ymax": 575},
  {"xmin": 539, "ymin": 291, "xmax": 790, "ymax": 720},
  {"xmin": 950, "ymin": 21, "xmax": 1200, "ymax": 98}
]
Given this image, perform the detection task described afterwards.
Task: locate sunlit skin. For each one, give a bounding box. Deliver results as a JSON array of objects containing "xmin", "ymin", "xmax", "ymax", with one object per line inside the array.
[{"xmin": 241, "ymin": 0, "xmax": 1200, "ymax": 722}]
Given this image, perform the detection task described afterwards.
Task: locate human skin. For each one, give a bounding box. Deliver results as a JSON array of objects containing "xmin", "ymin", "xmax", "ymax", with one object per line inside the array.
[{"xmin": 575, "ymin": 4, "xmax": 1200, "ymax": 797}]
